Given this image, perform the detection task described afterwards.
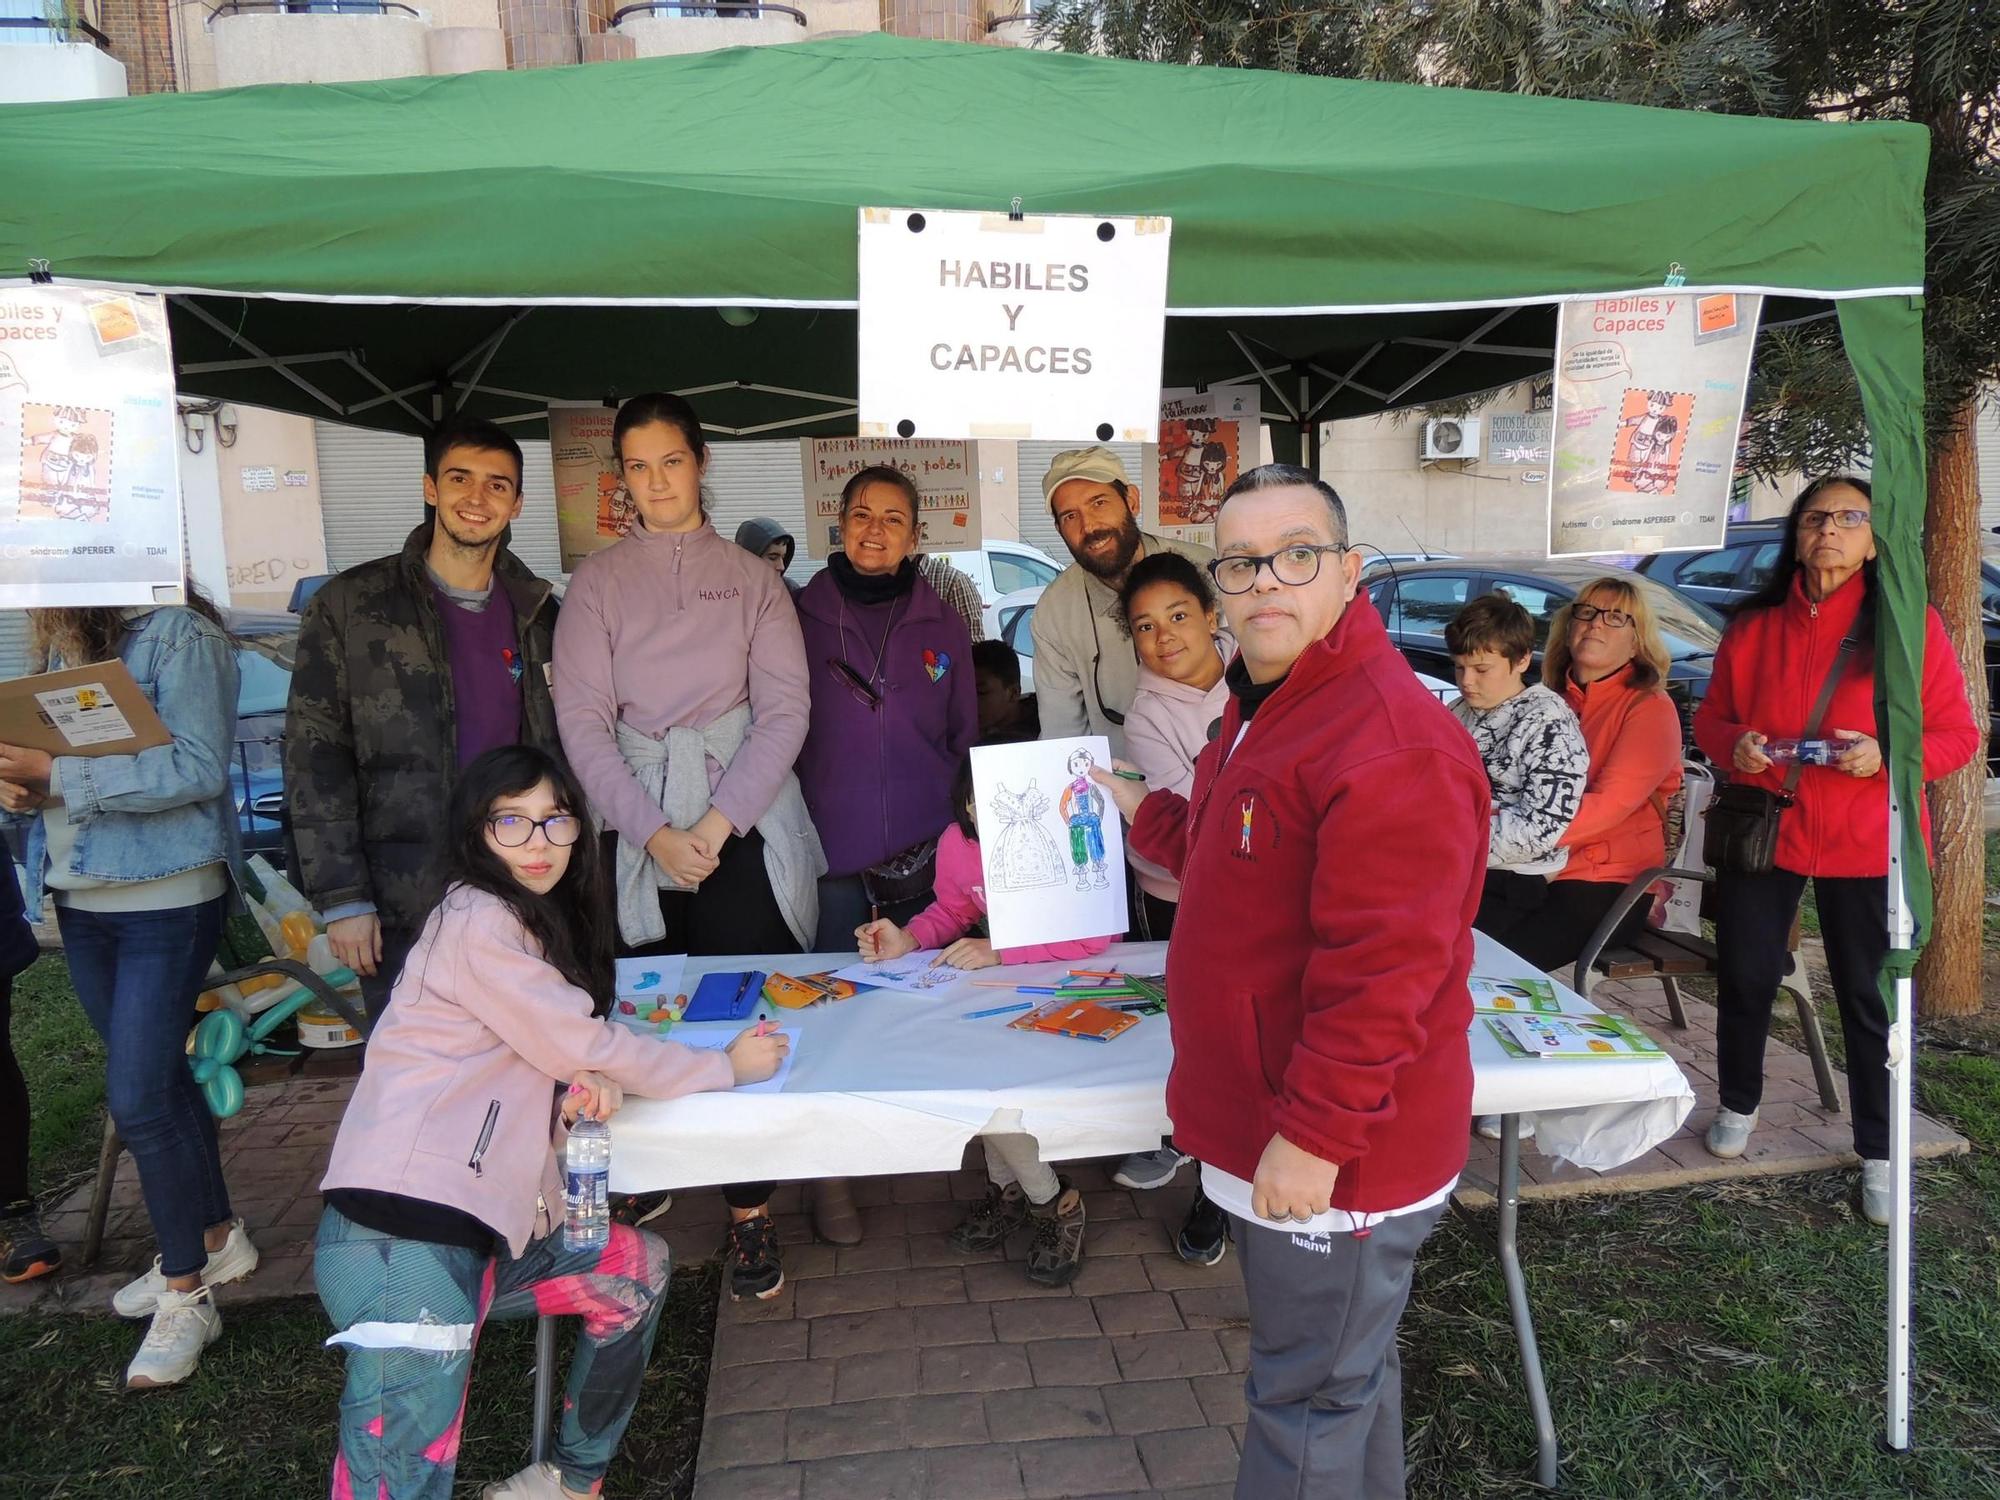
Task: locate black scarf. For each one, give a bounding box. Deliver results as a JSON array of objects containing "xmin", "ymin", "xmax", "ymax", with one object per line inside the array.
[
  {"xmin": 1226, "ymin": 653, "xmax": 1291, "ymax": 722},
  {"xmin": 828, "ymin": 552, "xmax": 917, "ymax": 605}
]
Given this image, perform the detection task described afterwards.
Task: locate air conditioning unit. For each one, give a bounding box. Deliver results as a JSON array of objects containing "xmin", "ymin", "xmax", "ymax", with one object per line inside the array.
[{"xmin": 1421, "ymin": 417, "xmax": 1483, "ymax": 461}]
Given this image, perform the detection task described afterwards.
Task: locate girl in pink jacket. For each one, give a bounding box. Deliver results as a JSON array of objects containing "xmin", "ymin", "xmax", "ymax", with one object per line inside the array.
[
  {"xmin": 316, "ymin": 746, "xmax": 785, "ymax": 1500},
  {"xmin": 854, "ymin": 757, "xmax": 1105, "ymax": 1288}
]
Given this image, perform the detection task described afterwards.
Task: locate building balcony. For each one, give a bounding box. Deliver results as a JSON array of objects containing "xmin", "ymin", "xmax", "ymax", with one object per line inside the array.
[
  {"xmin": 612, "ymin": 1, "xmax": 811, "ymax": 58},
  {"xmin": 0, "ymin": 0, "xmax": 127, "ymax": 101},
  {"xmin": 208, "ymin": 0, "xmax": 433, "ymax": 88}
]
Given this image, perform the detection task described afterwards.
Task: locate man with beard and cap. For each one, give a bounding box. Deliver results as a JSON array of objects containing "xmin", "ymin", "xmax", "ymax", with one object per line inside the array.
[
  {"xmin": 1031, "ymin": 447, "xmax": 1212, "ymax": 755},
  {"xmin": 287, "ymin": 419, "xmax": 560, "ymax": 1014}
]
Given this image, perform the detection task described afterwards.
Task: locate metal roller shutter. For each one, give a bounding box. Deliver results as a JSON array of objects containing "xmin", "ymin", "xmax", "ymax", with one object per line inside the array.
[
  {"xmin": 1979, "ymin": 399, "xmax": 2000, "ymax": 542},
  {"xmin": 0, "ymin": 612, "xmax": 30, "ymax": 680},
  {"xmin": 1015, "ymin": 440, "xmax": 1145, "ymax": 562},
  {"xmin": 314, "ymin": 422, "xmax": 565, "ymax": 581},
  {"xmin": 702, "ymin": 441, "xmax": 824, "ymax": 585}
]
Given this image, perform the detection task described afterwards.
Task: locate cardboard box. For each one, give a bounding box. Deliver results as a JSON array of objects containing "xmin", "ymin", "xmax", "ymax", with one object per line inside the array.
[{"xmin": 0, "ymin": 660, "xmax": 171, "ymax": 758}]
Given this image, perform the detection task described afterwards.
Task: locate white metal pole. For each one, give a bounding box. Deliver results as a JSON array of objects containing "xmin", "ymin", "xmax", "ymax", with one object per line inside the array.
[{"xmin": 1885, "ymin": 794, "xmax": 1914, "ymax": 1451}]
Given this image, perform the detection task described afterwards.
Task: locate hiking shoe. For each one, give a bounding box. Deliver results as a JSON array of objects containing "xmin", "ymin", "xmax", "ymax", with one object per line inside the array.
[
  {"xmin": 481, "ymin": 1461, "xmax": 566, "ymax": 1498},
  {"xmin": 1113, "ymin": 1147, "xmax": 1192, "ymax": 1191},
  {"xmin": 1703, "ymin": 1108, "xmax": 1759, "ymax": 1161},
  {"xmin": 1474, "ymin": 1115, "xmax": 1536, "ymax": 1142},
  {"xmin": 125, "ymin": 1284, "xmax": 221, "ymax": 1389},
  {"xmin": 1858, "ymin": 1159, "xmax": 1891, "ymax": 1227},
  {"xmin": 949, "ymin": 1182, "xmax": 1027, "ymax": 1253},
  {"xmin": 112, "ymin": 1219, "xmax": 258, "ymax": 1318},
  {"xmin": 1024, "ymin": 1180, "xmax": 1086, "ymax": 1287},
  {"xmin": 810, "ymin": 1177, "xmax": 863, "ymax": 1246},
  {"xmin": 724, "ymin": 1213, "xmax": 784, "ymax": 1302},
  {"xmin": 1175, "ymin": 1190, "xmax": 1230, "ymax": 1268},
  {"xmin": 1, "ymin": 1199, "xmax": 60, "ymax": 1283},
  {"xmin": 609, "ymin": 1190, "xmax": 673, "ymax": 1230}
]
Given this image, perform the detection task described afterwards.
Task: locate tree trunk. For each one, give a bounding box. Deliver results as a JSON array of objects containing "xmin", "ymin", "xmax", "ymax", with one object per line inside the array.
[{"xmin": 1914, "ymin": 397, "xmax": 1988, "ymax": 1017}]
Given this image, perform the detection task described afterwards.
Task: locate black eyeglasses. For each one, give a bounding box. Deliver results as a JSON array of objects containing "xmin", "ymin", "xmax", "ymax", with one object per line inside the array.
[
  {"xmin": 1208, "ymin": 544, "xmax": 1349, "ymax": 595},
  {"xmin": 487, "ymin": 813, "xmax": 582, "ymax": 848},
  {"xmin": 827, "ymin": 657, "xmax": 883, "ymax": 710},
  {"xmin": 1798, "ymin": 508, "xmax": 1871, "ymax": 532},
  {"xmin": 1571, "ymin": 603, "xmax": 1635, "ymax": 630}
]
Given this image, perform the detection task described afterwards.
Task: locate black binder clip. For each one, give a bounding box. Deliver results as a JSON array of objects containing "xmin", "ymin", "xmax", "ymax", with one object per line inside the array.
[
  {"xmin": 1008, "ymin": 196, "xmax": 1024, "ymax": 223},
  {"xmin": 27, "ymin": 259, "xmax": 52, "ymax": 285}
]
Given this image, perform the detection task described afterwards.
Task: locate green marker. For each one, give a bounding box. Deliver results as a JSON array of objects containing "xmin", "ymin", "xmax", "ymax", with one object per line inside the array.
[{"xmin": 1111, "ymin": 769, "xmax": 1147, "ymax": 781}]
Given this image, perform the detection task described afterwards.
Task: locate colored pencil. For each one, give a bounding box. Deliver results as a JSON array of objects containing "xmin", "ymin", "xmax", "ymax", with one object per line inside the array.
[{"xmin": 962, "ymin": 1002, "xmax": 1035, "ymax": 1020}]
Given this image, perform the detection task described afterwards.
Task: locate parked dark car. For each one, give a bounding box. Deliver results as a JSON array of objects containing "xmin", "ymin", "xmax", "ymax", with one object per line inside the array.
[
  {"xmin": 1364, "ymin": 556, "xmax": 1722, "ymax": 746},
  {"xmin": 1636, "ymin": 523, "xmax": 2000, "ymax": 773},
  {"xmin": 225, "ymin": 609, "xmax": 298, "ymax": 869}
]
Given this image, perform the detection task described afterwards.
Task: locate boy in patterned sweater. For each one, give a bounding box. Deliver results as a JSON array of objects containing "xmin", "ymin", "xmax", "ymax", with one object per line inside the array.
[{"xmin": 1444, "ymin": 595, "xmax": 1590, "ymax": 936}]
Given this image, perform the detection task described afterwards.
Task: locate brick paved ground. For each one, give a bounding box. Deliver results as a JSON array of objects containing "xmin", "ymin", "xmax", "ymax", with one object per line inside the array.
[{"xmin": 2, "ymin": 976, "xmax": 1968, "ymax": 1496}]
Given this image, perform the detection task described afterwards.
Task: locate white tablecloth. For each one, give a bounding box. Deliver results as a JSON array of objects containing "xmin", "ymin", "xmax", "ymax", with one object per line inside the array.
[{"xmin": 608, "ymin": 934, "xmax": 1693, "ymax": 1191}]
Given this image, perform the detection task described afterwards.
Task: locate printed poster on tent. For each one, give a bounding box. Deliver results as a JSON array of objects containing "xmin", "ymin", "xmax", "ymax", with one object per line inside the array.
[
  {"xmin": 1149, "ymin": 385, "xmax": 1258, "ymax": 547},
  {"xmin": 550, "ymin": 403, "xmax": 630, "ymax": 573},
  {"xmin": 0, "ymin": 287, "xmax": 184, "ymax": 608},
  {"xmin": 799, "ymin": 437, "xmax": 983, "ymax": 559},
  {"xmin": 1546, "ymin": 293, "xmax": 1761, "ymax": 558}
]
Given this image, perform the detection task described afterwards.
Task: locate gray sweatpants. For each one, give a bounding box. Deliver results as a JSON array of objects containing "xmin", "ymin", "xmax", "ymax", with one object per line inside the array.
[{"xmin": 1231, "ymin": 1203, "xmax": 1444, "ymax": 1500}]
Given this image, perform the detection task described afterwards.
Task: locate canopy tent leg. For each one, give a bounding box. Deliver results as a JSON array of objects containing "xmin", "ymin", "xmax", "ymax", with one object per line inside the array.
[
  {"xmin": 1885, "ymin": 800, "xmax": 1915, "ymax": 1451},
  {"xmin": 1498, "ymin": 1114, "xmax": 1560, "ymax": 1487}
]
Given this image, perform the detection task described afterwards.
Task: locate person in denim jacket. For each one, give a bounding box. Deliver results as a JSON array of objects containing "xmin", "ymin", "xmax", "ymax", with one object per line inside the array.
[{"xmin": 0, "ymin": 598, "xmax": 247, "ymax": 1389}]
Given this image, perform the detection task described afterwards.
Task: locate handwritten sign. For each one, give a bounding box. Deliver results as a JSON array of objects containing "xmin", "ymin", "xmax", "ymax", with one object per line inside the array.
[
  {"xmin": 856, "ymin": 207, "xmax": 1172, "ymax": 443},
  {"xmin": 799, "ymin": 437, "xmax": 983, "ymax": 558},
  {"xmin": 1546, "ymin": 293, "xmax": 1761, "ymax": 558}
]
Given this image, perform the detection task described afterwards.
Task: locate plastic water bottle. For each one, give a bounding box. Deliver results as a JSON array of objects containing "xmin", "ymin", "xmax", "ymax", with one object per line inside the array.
[{"xmin": 564, "ymin": 1117, "xmax": 612, "ymax": 1251}]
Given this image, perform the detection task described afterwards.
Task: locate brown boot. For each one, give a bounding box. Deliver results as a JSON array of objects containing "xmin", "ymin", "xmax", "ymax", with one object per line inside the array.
[{"xmin": 812, "ymin": 1176, "xmax": 863, "ymax": 1246}]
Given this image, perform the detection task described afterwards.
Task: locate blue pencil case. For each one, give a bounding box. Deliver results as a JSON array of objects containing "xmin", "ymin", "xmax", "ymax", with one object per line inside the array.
[{"xmin": 682, "ymin": 970, "xmax": 766, "ymax": 1023}]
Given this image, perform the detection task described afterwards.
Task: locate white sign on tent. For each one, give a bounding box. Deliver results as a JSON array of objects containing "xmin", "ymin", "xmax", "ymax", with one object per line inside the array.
[
  {"xmin": 798, "ymin": 436, "xmax": 984, "ymax": 559},
  {"xmin": 1545, "ymin": 292, "xmax": 1762, "ymax": 558},
  {"xmin": 0, "ymin": 287, "xmax": 184, "ymax": 608},
  {"xmin": 856, "ymin": 207, "xmax": 1172, "ymax": 444}
]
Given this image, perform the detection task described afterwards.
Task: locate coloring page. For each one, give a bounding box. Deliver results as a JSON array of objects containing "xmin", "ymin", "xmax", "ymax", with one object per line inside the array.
[
  {"xmin": 971, "ymin": 736, "xmax": 1128, "ymax": 950},
  {"xmin": 829, "ymin": 950, "xmax": 977, "ymax": 993}
]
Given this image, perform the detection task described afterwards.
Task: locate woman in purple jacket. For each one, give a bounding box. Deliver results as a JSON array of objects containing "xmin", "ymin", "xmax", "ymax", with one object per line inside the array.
[{"xmin": 793, "ymin": 466, "xmax": 976, "ymax": 1243}]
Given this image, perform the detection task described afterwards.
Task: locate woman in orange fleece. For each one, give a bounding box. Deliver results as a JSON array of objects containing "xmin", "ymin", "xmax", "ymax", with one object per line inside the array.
[{"xmin": 1488, "ymin": 576, "xmax": 1682, "ymax": 971}]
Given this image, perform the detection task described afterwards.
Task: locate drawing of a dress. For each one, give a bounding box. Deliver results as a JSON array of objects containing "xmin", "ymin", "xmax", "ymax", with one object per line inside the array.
[{"xmin": 991, "ymin": 780, "xmax": 1064, "ymax": 890}]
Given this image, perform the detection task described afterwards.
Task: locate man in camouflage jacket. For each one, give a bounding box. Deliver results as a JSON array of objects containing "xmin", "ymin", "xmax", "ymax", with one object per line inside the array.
[{"xmin": 285, "ymin": 422, "xmax": 559, "ymax": 1009}]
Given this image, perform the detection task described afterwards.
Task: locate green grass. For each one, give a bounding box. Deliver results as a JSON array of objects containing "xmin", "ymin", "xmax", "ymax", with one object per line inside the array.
[{"xmin": 13, "ymin": 953, "xmax": 109, "ymax": 1197}]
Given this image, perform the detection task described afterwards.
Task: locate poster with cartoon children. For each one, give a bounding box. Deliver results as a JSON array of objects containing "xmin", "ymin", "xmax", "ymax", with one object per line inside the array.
[
  {"xmin": 1607, "ymin": 388, "xmax": 1694, "ymax": 496},
  {"xmin": 1152, "ymin": 385, "xmax": 1258, "ymax": 542},
  {"xmin": 19, "ymin": 403, "xmax": 113, "ymax": 523},
  {"xmin": 971, "ymin": 736, "xmax": 1128, "ymax": 950}
]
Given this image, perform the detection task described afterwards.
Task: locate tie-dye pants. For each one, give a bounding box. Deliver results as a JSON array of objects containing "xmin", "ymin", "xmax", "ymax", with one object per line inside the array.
[{"xmin": 314, "ymin": 1204, "xmax": 672, "ymax": 1498}]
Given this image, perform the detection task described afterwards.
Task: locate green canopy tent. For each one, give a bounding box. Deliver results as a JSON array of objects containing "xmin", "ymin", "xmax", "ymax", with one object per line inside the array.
[{"xmin": 0, "ymin": 33, "xmax": 1935, "ymax": 1472}]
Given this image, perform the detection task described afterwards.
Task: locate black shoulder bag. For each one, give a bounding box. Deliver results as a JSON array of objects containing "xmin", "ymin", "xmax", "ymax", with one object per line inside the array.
[{"xmin": 1702, "ymin": 633, "xmax": 1858, "ymax": 875}]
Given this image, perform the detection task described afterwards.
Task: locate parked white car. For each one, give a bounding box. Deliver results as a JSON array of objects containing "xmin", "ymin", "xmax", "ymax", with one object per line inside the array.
[{"xmin": 934, "ymin": 540, "xmax": 1064, "ymax": 625}]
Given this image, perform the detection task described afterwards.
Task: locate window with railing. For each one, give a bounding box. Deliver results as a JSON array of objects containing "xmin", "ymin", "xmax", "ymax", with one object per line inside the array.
[
  {"xmin": 207, "ymin": 0, "xmax": 421, "ymax": 19},
  {"xmin": 610, "ymin": 2, "xmax": 805, "ymax": 23},
  {"xmin": 0, "ymin": 0, "xmax": 112, "ymax": 48}
]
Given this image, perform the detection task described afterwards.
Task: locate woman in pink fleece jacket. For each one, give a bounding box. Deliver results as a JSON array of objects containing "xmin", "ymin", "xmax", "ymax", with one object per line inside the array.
[
  {"xmin": 855, "ymin": 758, "xmax": 1104, "ymax": 1287},
  {"xmin": 316, "ymin": 747, "xmax": 785, "ymax": 1500}
]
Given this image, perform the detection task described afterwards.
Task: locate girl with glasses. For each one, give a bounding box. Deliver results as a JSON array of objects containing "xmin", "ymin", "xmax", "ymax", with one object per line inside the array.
[{"xmin": 316, "ymin": 745, "xmax": 786, "ymax": 1500}]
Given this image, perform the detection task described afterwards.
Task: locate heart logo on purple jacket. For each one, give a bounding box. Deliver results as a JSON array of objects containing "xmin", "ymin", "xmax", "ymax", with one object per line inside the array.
[{"xmin": 924, "ymin": 649, "xmax": 950, "ymax": 683}]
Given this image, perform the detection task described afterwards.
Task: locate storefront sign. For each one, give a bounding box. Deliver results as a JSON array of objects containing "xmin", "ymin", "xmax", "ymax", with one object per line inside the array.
[
  {"xmin": 857, "ymin": 207, "xmax": 1171, "ymax": 443},
  {"xmin": 0, "ymin": 287, "xmax": 185, "ymax": 608},
  {"xmin": 1547, "ymin": 293, "xmax": 1761, "ymax": 558}
]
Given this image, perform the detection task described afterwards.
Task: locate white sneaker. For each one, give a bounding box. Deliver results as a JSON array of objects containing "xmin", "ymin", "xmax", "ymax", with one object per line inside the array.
[
  {"xmin": 1704, "ymin": 1108, "xmax": 1759, "ymax": 1160},
  {"xmin": 1113, "ymin": 1147, "xmax": 1193, "ymax": 1190},
  {"xmin": 1474, "ymin": 1115, "xmax": 1536, "ymax": 1142},
  {"xmin": 112, "ymin": 1219, "xmax": 259, "ymax": 1318},
  {"xmin": 481, "ymin": 1460, "xmax": 567, "ymax": 1498},
  {"xmin": 1859, "ymin": 1159, "xmax": 1891, "ymax": 1226},
  {"xmin": 125, "ymin": 1285, "xmax": 221, "ymax": 1389}
]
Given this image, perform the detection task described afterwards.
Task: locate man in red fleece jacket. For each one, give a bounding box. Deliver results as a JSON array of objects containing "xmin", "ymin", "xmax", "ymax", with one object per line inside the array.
[{"xmin": 1096, "ymin": 465, "xmax": 1488, "ymax": 1500}]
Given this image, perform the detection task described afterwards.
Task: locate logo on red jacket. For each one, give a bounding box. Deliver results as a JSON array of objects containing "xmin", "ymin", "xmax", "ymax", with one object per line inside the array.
[{"xmin": 1235, "ymin": 794, "xmax": 1256, "ymax": 860}]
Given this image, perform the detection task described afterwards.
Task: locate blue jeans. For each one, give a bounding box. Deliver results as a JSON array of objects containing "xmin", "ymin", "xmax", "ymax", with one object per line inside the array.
[{"xmin": 58, "ymin": 896, "xmax": 228, "ymax": 1278}]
